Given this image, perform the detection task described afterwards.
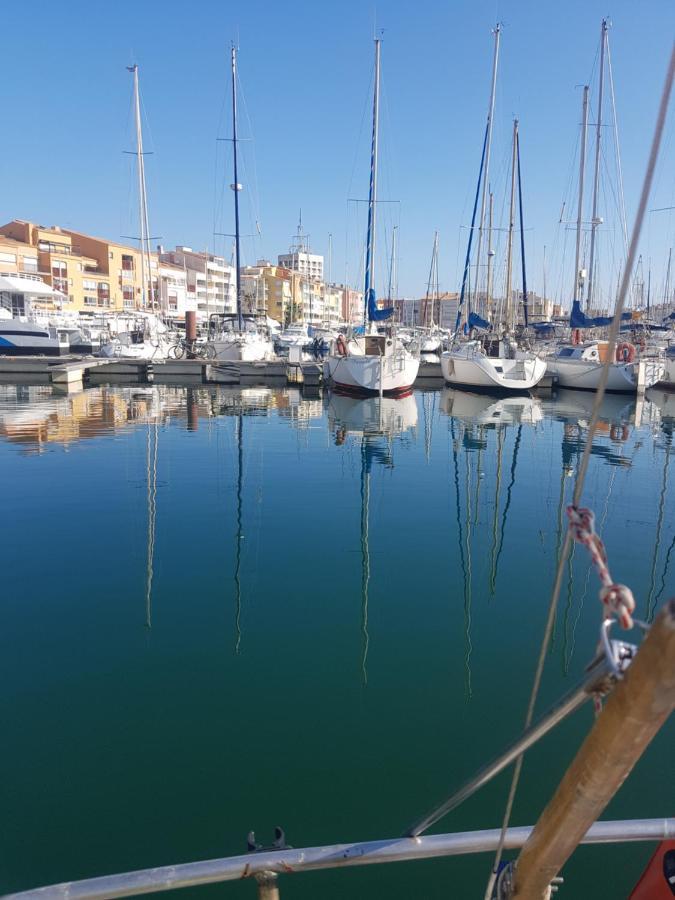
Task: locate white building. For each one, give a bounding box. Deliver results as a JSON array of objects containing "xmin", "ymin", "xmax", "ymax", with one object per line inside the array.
[
  {"xmin": 157, "ymin": 261, "xmax": 190, "ymax": 319},
  {"xmin": 278, "ymin": 249, "xmax": 324, "ymax": 282},
  {"xmin": 158, "ymin": 246, "xmax": 236, "ymax": 318},
  {"xmin": 278, "ymin": 220, "xmax": 324, "ymax": 282}
]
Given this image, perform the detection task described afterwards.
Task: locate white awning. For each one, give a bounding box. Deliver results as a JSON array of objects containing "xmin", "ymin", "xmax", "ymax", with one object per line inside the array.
[{"xmin": 0, "ymin": 274, "xmax": 66, "ymax": 299}]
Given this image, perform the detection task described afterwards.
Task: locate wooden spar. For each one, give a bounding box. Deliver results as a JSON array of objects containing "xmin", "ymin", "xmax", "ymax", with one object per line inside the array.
[{"xmin": 511, "ymin": 599, "xmax": 675, "ymax": 899}]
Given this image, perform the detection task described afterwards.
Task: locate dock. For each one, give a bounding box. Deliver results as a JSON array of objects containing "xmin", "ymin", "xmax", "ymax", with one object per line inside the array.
[{"xmin": 0, "ymin": 355, "xmax": 343, "ymax": 389}]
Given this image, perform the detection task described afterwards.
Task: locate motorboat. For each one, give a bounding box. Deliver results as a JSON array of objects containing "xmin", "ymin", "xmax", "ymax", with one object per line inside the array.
[{"xmin": 0, "ymin": 310, "xmax": 68, "ymax": 356}]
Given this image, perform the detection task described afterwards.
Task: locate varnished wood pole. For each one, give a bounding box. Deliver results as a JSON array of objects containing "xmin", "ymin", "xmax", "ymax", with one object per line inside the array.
[{"xmin": 512, "ymin": 600, "xmax": 675, "ymax": 899}]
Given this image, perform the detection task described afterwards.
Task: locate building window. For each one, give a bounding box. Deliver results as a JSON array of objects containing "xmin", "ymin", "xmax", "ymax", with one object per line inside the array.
[
  {"xmin": 23, "ymin": 257, "xmax": 38, "ymax": 273},
  {"xmin": 0, "ymin": 251, "xmax": 17, "ymax": 265},
  {"xmin": 122, "ymin": 255, "xmax": 134, "ymax": 271},
  {"xmin": 84, "ymin": 296, "xmax": 97, "ymax": 306}
]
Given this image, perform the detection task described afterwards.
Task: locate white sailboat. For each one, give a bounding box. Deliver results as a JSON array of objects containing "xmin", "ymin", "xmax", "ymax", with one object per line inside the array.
[
  {"xmin": 324, "ymin": 38, "xmax": 419, "ymax": 396},
  {"xmin": 417, "ymin": 232, "xmax": 444, "ymax": 353},
  {"xmin": 546, "ymin": 22, "xmax": 663, "ymax": 393},
  {"xmin": 98, "ymin": 64, "xmax": 173, "ymax": 361},
  {"xmin": 441, "ymin": 28, "xmax": 545, "ymax": 393},
  {"xmin": 209, "ymin": 46, "xmax": 274, "ymax": 364}
]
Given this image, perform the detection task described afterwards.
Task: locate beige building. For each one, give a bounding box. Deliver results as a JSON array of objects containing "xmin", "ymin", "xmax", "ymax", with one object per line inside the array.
[{"xmin": 0, "ymin": 219, "xmax": 150, "ymax": 313}]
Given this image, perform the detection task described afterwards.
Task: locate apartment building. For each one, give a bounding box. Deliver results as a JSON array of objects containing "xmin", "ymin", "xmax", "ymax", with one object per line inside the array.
[
  {"xmin": 0, "ymin": 219, "xmax": 150, "ymax": 313},
  {"xmin": 159, "ymin": 246, "xmax": 236, "ymax": 317}
]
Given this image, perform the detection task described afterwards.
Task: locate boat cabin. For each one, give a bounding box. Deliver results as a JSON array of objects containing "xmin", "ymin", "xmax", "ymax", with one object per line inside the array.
[{"xmin": 555, "ymin": 341, "xmax": 610, "ymax": 363}]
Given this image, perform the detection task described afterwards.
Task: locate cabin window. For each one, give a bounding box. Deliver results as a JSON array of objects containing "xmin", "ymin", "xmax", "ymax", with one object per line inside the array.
[{"xmin": 558, "ymin": 348, "xmax": 576, "ymax": 357}]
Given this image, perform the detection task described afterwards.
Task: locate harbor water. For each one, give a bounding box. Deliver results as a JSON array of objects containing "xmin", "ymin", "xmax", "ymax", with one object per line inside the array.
[{"xmin": 1, "ymin": 382, "xmax": 674, "ymax": 899}]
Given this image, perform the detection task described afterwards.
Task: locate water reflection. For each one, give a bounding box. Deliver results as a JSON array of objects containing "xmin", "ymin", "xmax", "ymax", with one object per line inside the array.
[{"xmin": 328, "ymin": 393, "xmax": 418, "ymax": 684}]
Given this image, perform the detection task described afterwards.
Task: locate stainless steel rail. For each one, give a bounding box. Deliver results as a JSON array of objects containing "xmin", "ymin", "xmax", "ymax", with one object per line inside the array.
[{"xmin": 4, "ymin": 818, "xmax": 672, "ymax": 900}]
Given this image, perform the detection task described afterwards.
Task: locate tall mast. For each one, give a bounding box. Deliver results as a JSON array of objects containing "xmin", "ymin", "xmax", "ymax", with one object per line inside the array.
[
  {"xmin": 363, "ymin": 37, "xmax": 381, "ymax": 327},
  {"xmin": 230, "ymin": 45, "xmax": 243, "ymax": 332},
  {"xmin": 516, "ymin": 124, "xmax": 529, "ymax": 328},
  {"xmin": 573, "ymin": 86, "xmax": 590, "ymax": 304},
  {"xmin": 386, "ymin": 225, "xmax": 397, "ymax": 309},
  {"xmin": 471, "ymin": 23, "xmax": 501, "ymax": 315},
  {"xmin": 432, "ymin": 231, "xmax": 439, "ymax": 328},
  {"xmin": 664, "ymin": 247, "xmax": 672, "ymax": 308},
  {"xmin": 486, "ymin": 189, "xmax": 494, "ymax": 320},
  {"xmin": 586, "ymin": 19, "xmax": 609, "ymax": 309},
  {"xmin": 504, "ymin": 119, "xmax": 518, "ymax": 330},
  {"xmin": 128, "ymin": 64, "xmax": 152, "ymax": 310}
]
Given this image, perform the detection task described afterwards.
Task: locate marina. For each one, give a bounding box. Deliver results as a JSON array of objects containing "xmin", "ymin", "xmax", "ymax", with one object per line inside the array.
[{"xmin": 1, "ymin": 3, "xmax": 674, "ymax": 898}]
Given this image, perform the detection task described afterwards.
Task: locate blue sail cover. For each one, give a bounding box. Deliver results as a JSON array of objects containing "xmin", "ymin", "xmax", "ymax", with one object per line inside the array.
[
  {"xmin": 464, "ymin": 311, "xmax": 490, "ymax": 333},
  {"xmin": 569, "ymin": 300, "xmax": 632, "ymax": 329},
  {"xmin": 367, "ymin": 288, "xmax": 394, "ymax": 322}
]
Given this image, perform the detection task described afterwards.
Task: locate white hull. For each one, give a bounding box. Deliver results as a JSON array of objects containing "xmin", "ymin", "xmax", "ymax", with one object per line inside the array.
[
  {"xmin": 98, "ymin": 339, "xmax": 172, "ymax": 360},
  {"xmin": 420, "ymin": 337, "xmax": 442, "ymax": 353},
  {"xmin": 325, "ymin": 349, "xmax": 419, "ymax": 395},
  {"xmin": 211, "ymin": 335, "xmax": 274, "ymax": 362},
  {"xmin": 545, "ymin": 357, "xmax": 662, "ymax": 393},
  {"xmin": 441, "ymin": 346, "xmax": 546, "ymax": 391}
]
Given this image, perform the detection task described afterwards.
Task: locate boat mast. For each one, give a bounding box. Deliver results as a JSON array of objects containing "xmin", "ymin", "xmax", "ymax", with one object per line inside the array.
[
  {"xmin": 516, "ymin": 124, "xmax": 529, "ymax": 328},
  {"xmin": 573, "ymin": 85, "xmax": 590, "ymax": 305},
  {"xmin": 230, "ymin": 45, "xmax": 243, "ymax": 333},
  {"xmin": 128, "ymin": 64, "xmax": 153, "ymax": 310},
  {"xmin": 486, "ymin": 189, "xmax": 495, "ymax": 320},
  {"xmin": 432, "ymin": 231, "xmax": 439, "ymax": 329},
  {"xmin": 504, "ymin": 119, "xmax": 518, "ymax": 331},
  {"xmin": 363, "ymin": 37, "xmax": 381, "ymax": 327},
  {"xmin": 471, "ymin": 23, "xmax": 501, "ymax": 317},
  {"xmin": 386, "ymin": 225, "xmax": 398, "ymax": 316},
  {"xmin": 586, "ymin": 19, "xmax": 609, "ymax": 310}
]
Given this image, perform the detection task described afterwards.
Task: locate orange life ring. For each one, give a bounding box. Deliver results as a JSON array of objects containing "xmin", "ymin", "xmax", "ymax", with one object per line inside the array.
[
  {"xmin": 616, "ymin": 341, "xmax": 636, "ymax": 364},
  {"xmin": 609, "ymin": 424, "xmax": 629, "ymax": 442},
  {"xmin": 335, "ymin": 335, "xmax": 348, "ymax": 356},
  {"xmin": 572, "ymin": 328, "xmax": 582, "ymax": 345}
]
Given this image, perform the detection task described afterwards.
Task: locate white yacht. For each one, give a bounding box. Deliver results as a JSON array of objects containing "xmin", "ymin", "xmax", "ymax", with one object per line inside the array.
[
  {"xmin": 277, "ymin": 322, "xmax": 310, "ymax": 349},
  {"xmin": 325, "ymin": 330, "xmax": 420, "ymax": 396},
  {"xmin": 0, "ymin": 272, "xmax": 71, "ymax": 355},
  {"xmin": 207, "ymin": 313, "xmax": 274, "ymax": 362},
  {"xmin": 324, "ymin": 39, "xmax": 419, "ymax": 396},
  {"xmin": 442, "ymin": 337, "xmax": 547, "ymax": 391},
  {"xmin": 546, "ymin": 340, "xmax": 664, "ymax": 393},
  {"xmin": 97, "ymin": 312, "xmax": 172, "ymax": 360}
]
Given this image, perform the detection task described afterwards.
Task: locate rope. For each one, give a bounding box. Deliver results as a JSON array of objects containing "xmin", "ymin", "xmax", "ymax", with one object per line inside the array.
[
  {"xmin": 484, "ymin": 43, "xmax": 674, "ymax": 900},
  {"xmin": 566, "ymin": 505, "xmax": 635, "ymax": 628}
]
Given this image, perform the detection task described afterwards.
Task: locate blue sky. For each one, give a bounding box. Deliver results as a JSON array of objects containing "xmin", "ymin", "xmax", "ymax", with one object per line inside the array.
[{"xmin": 1, "ymin": 0, "xmax": 673, "ymax": 305}]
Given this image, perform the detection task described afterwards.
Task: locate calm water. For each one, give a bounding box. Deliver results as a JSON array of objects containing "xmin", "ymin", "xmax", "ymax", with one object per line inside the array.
[{"xmin": 1, "ymin": 382, "xmax": 674, "ymax": 899}]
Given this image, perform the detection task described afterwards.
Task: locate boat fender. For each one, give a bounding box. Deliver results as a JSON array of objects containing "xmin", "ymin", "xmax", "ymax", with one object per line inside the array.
[
  {"xmin": 609, "ymin": 424, "xmax": 629, "ymax": 442},
  {"xmin": 616, "ymin": 341, "xmax": 636, "ymax": 364},
  {"xmin": 336, "ymin": 335, "xmax": 348, "ymax": 356}
]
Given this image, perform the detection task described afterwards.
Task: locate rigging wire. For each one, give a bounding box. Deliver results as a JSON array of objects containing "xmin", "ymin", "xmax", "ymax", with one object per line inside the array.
[{"xmin": 483, "ymin": 45, "xmax": 674, "ymax": 900}]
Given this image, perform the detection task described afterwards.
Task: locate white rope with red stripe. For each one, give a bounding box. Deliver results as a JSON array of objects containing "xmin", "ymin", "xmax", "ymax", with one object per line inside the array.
[{"xmin": 566, "ymin": 505, "xmax": 635, "ymax": 629}]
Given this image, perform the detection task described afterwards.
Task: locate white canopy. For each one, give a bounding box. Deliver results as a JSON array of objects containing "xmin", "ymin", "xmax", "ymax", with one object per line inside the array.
[{"xmin": 0, "ymin": 274, "xmax": 66, "ymax": 299}]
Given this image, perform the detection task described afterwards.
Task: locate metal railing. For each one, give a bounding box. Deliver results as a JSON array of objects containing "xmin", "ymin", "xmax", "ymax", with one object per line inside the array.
[{"xmin": 3, "ymin": 818, "xmax": 672, "ymax": 900}]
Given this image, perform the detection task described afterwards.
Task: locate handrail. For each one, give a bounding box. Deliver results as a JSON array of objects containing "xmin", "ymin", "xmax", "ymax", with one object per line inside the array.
[{"xmin": 3, "ymin": 818, "xmax": 673, "ymax": 900}]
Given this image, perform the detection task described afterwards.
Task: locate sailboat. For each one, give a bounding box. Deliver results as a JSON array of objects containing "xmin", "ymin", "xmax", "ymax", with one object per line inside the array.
[
  {"xmin": 324, "ymin": 38, "xmax": 419, "ymax": 396},
  {"xmin": 417, "ymin": 232, "xmax": 445, "ymax": 353},
  {"xmin": 98, "ymin": 64, "xmax": 172, "ymax": 361},
  {"xmin": 209, "ymin": 46, "xmax": 274, "ymax": 364},
  {"xmin": 442, "ymin": 116, "xmax": 546, "ymax": 391},
  {"xmin": 441, "ymin": 28, "xmax": 546, "ymax": 393},
  {"xmin": 546, "ymin": 21, "xmax": 664, "ymax": 393}
]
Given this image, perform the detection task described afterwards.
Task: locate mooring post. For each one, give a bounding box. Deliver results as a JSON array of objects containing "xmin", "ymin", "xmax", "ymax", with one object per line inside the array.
[
  {"xmin": 511, "ymin": 599, "xmax": 675, "ymax": 899},
  {"xmin": 255, "ymin": 871, "xmax": 280, "ymax": 899},
  {"xmin": 185, "ymin": 310, "xmax": 197, "ymax": 359}
]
